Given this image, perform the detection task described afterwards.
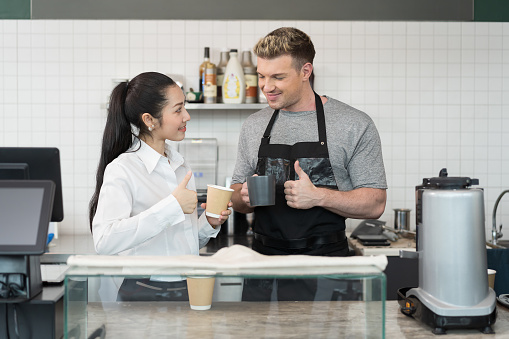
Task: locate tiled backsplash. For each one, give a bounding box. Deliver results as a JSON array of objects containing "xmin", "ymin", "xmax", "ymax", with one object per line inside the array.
[{"xmin": 0, "ymin": 20, "xmax": 508, "ymax": 238}]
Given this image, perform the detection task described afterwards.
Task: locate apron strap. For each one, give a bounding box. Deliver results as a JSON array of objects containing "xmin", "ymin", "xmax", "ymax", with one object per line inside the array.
[
  {"xmin": 261, "ymin": 109, "xmax": 280, "ymax": 143},
  {"xmin": 314, "ymin": 92, "xmax": 327, "ymax": 145}
]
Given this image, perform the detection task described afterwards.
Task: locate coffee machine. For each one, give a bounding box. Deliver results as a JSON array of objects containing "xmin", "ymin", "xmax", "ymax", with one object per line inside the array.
[{"xmin": 399, "ymin": 169, "xmax": 497, "ymax": 334}]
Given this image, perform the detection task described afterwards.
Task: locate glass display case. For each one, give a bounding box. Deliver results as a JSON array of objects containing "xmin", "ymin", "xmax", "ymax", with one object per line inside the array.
[{"xmin": 64, "ymin": 246, "xmax": 387, "ymax": 338}]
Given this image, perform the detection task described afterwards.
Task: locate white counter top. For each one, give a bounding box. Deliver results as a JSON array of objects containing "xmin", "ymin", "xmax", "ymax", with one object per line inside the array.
[
  {"xmin": 81, "ymin": 300, "xmax": 509, "ymax": 338},
  {"xmin": 42, "ymin": 234, "xmax": 96, "ymax": 263}
]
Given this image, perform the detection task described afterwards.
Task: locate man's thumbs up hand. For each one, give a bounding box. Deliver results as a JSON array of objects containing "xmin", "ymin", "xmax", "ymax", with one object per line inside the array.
[
  {"xmin": 283, "ymin": 160, "xmax": 318, "ymax": 209},
  {"xmin": 294, "ymin": 160, "xmax": 311, "ymax": 182}
]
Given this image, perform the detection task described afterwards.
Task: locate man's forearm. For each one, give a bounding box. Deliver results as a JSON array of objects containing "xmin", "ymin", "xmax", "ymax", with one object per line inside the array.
[{"xmin": 318, "ymin": 187, "xmax": 386, "ymax": 219}]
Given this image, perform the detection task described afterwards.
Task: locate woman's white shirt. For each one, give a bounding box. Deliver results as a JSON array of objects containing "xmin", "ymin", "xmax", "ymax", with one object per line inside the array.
[{"xmin": 92, "ymin": 140, "xmax": 219, "ymax": 256}]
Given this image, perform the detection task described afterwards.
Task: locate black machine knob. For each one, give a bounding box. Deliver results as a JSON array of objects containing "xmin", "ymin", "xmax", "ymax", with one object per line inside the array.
[{"xmin": 417, "ymin": 168, "xmax": 479, "ymax": 190}]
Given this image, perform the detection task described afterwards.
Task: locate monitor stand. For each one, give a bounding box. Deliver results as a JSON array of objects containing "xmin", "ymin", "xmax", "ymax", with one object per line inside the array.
[{"xmin": 0, "ymin": 255, "xmax": 42, "ymax": 303}]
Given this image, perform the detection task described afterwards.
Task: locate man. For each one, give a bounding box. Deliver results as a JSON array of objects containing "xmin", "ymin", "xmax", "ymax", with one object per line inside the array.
[{"xmin": 231, "ymin": 27, "xmax": 387, "ymax": 259}]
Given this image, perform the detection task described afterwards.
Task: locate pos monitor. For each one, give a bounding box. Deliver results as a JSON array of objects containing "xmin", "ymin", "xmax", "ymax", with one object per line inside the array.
[
  {"xmin": 0, "ymin": 147, "xmax": 63, "ymax": 222},
  {"xmin": 0, "ymin": 180, "xmax": 55, "ymax": 255},
  {"xmin": 0, "ymin": 180, "xmax": 55, "ymax": 303}
]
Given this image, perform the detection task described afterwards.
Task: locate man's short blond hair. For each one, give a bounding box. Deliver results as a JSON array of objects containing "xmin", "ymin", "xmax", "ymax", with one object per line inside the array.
[{"xmin": 253, "ymin": 27, "xmax": 315, "ymax": 71}]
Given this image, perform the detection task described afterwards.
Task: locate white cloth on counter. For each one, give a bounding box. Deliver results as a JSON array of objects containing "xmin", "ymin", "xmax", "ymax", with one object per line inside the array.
[
  {"xmin": 92, "ymin": 139, "xmax": 219, "ymax": 257},
  {"xmin": 67, "ymin": 245, "xmax": 388, "ymax": 276}
]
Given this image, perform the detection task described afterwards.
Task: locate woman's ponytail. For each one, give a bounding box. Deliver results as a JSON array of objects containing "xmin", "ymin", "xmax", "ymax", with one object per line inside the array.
[{"xmin": 89, "ymin": 81, "xmax": 133, "ymax": 231}]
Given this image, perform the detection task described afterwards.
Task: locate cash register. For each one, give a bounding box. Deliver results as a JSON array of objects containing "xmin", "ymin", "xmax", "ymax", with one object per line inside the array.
[
  {"xmin": 0, "ymin": 147, "xmax": 65, "ymax": 339},
  {"xmin": 0, "ymin": 180, "xmax": 59, "ymax": 338}
]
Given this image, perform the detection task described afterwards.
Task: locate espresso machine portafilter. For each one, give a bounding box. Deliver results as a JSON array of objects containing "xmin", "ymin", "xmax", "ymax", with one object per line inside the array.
[{"xmin": 399, "ymin": 168, "xmax": 497, "ymax": 335}]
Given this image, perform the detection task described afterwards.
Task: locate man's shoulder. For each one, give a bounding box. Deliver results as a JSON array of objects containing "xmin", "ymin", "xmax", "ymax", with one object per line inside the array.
[
  {"xmin": 324, "ymin": 96, "xmax": 373, "ymax": 123},
  {"xmin": 325, "ymin": 96, "xmax": 364, "ymax": 113}
]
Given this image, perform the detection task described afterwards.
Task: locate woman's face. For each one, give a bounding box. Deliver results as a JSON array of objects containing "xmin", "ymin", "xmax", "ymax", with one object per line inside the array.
[{"xmin": 153, "ymin": 85, "xmax": 190, "ymax": 142}]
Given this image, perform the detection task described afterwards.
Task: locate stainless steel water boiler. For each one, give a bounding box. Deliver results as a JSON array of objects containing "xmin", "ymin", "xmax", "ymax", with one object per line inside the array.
[{"xmin": 399, "ymin": 168, "xmax": 497, "ymax": 334}]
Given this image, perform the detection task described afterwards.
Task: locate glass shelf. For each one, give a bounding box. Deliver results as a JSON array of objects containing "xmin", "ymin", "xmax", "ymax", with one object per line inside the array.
[{"xmin": 64, "ymin": 248, "xmax": 387, "ymax": 338}]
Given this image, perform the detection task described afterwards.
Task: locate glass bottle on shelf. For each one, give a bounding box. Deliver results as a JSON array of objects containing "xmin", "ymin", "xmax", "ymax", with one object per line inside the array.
[
  {"xmin": 198, "ymin": 47, "xmax": 210, "ymax": 98},
  {"xmin": 241, "ymin": 49, "xmax": 258, "ymax": 103},
  {"xmin": 203, "ymin": 61, "xmax": 217, "ymax": 104},
  {"xmin": 216, "ymin": 48, "xmax": 229, "ymax": 103}
]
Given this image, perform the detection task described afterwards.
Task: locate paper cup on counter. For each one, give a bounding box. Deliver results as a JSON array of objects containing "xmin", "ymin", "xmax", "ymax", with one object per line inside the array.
[
  {"xmin": 488, "ymin": 269, "xmax": 496, "ymax": 290},
  {"xmin": 205, "ymin": 185, "xmax": 233, "ymax": 218},
  {"xmin": 186, "ymin": 270, "xmax": 216, "ymax": 310}
]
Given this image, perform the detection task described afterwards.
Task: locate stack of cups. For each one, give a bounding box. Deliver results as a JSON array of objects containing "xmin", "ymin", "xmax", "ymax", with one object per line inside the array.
[{"xmin": 488, "ymin": 269, "xmax": 496, "ymax": 290}]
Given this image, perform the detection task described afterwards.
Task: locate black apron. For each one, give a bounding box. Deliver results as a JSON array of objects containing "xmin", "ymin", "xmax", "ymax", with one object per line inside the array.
[
  {"xmin": 252, "ymin": 92, "xmax": 348, "ymax": 256},
  {"xmin": 117, "ymin": 278, "xmax": 188, "ymax": 302}
]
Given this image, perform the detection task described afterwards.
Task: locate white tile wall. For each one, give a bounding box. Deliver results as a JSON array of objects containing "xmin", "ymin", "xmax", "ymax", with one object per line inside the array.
[{"xmin": 1, "ymin": 20, "xmax": 508, "ymax": 238}]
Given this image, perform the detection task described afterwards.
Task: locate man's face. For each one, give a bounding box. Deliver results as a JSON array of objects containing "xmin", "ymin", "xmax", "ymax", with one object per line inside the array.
[{"xmin": 257, "ymin": 55, "xmax": 307, "ymax": 112}]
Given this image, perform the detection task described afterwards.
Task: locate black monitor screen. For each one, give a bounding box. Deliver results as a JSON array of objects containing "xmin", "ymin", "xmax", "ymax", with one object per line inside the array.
[
  {"xmin": 0, "ymin": 180, "xmax": 55, "ymax": 255},
  {"xmin": 0, "ymin": 147, "xmax": 63, "ymax": 222}
]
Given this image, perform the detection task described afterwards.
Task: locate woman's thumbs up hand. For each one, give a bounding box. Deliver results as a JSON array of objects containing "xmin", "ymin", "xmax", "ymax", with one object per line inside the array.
[{"xmin": 172, "ymin": 171, "xmax": 198, "ymax": 214}]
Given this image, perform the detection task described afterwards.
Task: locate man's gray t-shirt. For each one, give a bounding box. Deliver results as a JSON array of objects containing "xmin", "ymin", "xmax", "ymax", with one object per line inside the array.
[{"xmin": 231, "ymin": 96, "xmax": 387, "ymax": 191}]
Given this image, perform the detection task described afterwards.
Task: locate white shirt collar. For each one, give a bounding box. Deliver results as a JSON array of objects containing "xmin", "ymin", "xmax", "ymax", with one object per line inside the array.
[
  {"xmin": 133, "ymin": 139, "xmax": 185, "ymax": 174},
  {"xmin": 166, "ymin": 145, "xmax": 185, "ymax": 171}
]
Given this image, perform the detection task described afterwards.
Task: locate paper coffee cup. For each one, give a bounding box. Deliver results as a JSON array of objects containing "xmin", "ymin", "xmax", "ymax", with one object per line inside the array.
[
  {"xmin": 206, "ymin": 185, "xmax": 233, "ymax": 218},
  {"xmin": 488, "ymin": 269, "xmax": 496, "ymax": 289},
  {"xmin": 186, "ymin": 270, "xmax": 216, "ymax": 310}
]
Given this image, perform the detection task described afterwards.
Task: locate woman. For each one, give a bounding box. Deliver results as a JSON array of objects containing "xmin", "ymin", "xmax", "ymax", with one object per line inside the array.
[{"xmin": 89, "ymin": 72, "xmax": 230, "ymax": 301}]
